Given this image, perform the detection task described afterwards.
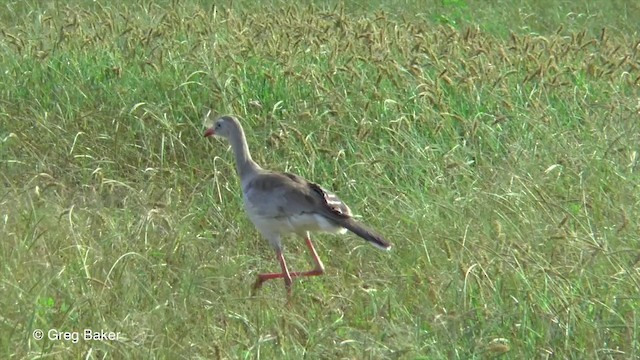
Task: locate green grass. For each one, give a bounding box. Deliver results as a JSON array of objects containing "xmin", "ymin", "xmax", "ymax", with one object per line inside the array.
[{"xmin": 1, "ymin": 0, "xmax": 639, "ymax": 358}]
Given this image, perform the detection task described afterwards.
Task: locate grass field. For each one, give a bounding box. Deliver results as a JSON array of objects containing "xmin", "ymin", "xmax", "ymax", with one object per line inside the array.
[{"xmin": 1, "ymin": 0, "xmax": 639, "ymax": 358}]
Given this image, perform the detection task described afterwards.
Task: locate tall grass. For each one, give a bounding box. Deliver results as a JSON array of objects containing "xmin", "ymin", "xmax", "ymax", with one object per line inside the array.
[{"xmin": 1, "ymin": 1, "xmax": 639, "ymax": 358}]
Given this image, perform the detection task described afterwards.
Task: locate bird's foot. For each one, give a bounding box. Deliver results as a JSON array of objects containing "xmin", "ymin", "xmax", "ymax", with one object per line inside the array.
[{"xmin": 251, "ymin": 276, "xmax": 266, "ymax": 296}]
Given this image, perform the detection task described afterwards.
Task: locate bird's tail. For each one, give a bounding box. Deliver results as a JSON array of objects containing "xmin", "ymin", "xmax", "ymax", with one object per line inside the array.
[{"xmin": 340, "ymin": 218, "xmax": 392, "ymax": 251}]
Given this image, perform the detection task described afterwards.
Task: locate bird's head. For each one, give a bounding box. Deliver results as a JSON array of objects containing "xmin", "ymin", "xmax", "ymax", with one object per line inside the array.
[{"xmin": 203, "ymin": 114, "xmax": 239, "ymax": 139}]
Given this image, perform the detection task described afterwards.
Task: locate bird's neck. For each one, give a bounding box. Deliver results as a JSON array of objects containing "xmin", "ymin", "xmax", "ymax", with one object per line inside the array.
[{"xmin": 229, "ymin": 128, "xmax": 261, "ymax": 180}]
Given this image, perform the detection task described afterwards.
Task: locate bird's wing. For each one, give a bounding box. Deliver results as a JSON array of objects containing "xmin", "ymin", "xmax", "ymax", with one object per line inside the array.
[
  {"xmin": 243, "ymin": 171, "xmax": 393, "ymax": 250},
  {"xmin": 242, "ymin": 171, "xmax": 352, "ymax": 221}
]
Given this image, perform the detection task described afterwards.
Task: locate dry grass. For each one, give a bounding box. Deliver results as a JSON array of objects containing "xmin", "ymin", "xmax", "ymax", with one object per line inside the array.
[{"xmin": 1, "ymin": 1, "xmax": 639, "ymax": 359}]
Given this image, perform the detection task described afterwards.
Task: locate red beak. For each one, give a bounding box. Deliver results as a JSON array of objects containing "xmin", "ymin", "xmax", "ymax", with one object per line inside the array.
[{"xmin": 204, "ymin": 128, "xmax": 215, "ymax": 137}]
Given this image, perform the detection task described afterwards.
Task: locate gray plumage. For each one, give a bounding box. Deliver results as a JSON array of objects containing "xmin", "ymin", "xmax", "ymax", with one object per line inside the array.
[{"xmin": 205, "ymin": 114, "xmax": 391, "ymax": 253}]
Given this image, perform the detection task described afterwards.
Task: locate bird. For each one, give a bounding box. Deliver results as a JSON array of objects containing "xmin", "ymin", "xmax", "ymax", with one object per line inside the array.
[{"xmin": 204, "ymin": 114, "xmax": 391, "ymax": 296}]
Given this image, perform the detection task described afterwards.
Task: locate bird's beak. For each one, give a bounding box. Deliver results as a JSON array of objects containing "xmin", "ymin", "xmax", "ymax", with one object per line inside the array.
[{"xmin": 204, "ymin": 128, "xmax": 215, "ymax": 137}]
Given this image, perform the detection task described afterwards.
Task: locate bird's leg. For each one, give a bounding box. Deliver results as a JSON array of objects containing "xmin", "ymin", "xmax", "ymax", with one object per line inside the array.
[
  {"xmin": 276, "ymin": 235, "xmax": 325, "ymax": 279},
  {"xmin": 290, "ymin": 234, "xmax": 325, "ymax": 276},
  {"xmin": 252, "ymin": 235, "xmax": 325, "ymax": 295},
  {"xmin": 277, "ymin": 251, "xmax": 293, "ymax": 296},
  {"xmin": 253, "ymin": 250, "xmax": 293, "ymax": 296}
]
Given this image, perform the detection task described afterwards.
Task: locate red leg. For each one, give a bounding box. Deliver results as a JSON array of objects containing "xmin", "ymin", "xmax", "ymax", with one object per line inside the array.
[
  {"xmin": 298, "ymin": 235, "xmax": 325, "ymax": 275},
  {"xmin": 253, "ymin": 235, "xmax": 325, "ymax": 295},
  {"xmin": 253, "ymin": 250, "xmax": 293, "ymax": 296}
]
